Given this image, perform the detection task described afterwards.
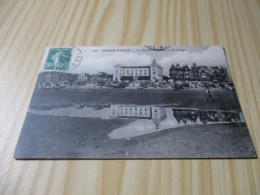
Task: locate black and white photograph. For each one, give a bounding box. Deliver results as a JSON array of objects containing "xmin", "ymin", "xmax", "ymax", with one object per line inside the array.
[{"xmin": 14, "ymin": 45, "xmax": 256, "ymax": 159}]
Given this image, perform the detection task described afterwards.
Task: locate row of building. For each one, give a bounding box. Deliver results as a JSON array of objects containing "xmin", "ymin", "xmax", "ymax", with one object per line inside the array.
[
  {"xmin": 110, "ymin": 106, "xmax": 241, "ymax": 126},
  {"xmin": 70, "ymin": 104, "xmax": 242, "ymax": 128},
  {"xmin": 30, "ymin": 103, "xmax": 243, "ymax": 129},
  {"xmin": 36, "ymin": 71, "xmax": 113, "ymax": 88},
  {"xmin": 36, "ymin": 59, "xmax": 229, "ymax": 88},
  {"xmin": 73, "ymin": 104, "xmax": 242, "ymax": 127},
  {"xmin": 113, "ymin": 60, "xmax": 229, "ymax": 82},
  {"xmin": 169, "ymin": 63, "xmax": 228, "ymax": 81}
]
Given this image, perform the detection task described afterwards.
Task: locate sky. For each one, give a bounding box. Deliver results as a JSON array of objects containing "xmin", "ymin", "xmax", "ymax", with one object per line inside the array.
[{"xmin": 41, "ymin": 45, "xmax": 229, "ymax": 77}]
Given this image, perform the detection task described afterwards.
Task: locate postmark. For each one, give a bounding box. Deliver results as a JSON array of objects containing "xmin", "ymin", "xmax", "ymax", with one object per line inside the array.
[
  {"xmin": 145, "ymin": 45, "xmax": 171, "ymax": 51},
  {"xmin": 68, "ymin": 47, "xmax": 83, "ymax": 71}
]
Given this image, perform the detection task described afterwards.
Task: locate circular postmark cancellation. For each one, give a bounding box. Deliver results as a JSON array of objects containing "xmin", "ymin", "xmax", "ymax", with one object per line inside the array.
[
  {"xmin": 44, "ymin": 47, "xmax": 82, "ymax": 71},
  {"xmin": 144, "ymin": 45, "xmax": 171, "ymax": 51}
]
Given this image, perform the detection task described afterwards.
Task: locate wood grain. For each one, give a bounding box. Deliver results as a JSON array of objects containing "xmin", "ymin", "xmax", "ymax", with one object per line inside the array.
[{"xmin": 0, "ymin": 0, "xmax": 259, "ymax": 194}]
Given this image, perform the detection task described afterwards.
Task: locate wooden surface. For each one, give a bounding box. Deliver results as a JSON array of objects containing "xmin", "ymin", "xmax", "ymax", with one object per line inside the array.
[{"xmin": 0, "ymin": 0, "xmax": 259, "ymax": 194}]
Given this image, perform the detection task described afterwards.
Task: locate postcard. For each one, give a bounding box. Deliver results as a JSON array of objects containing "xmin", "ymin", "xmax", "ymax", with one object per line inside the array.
[{"xmin": 14, "ymin": 45, "xmax": 256, "ymax": 159}]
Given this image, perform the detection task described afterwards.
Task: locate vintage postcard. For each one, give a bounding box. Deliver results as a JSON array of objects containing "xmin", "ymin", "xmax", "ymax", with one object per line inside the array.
[{"xmin": 14, "ymin": 45, "xmax": 256, "ymax": 159}]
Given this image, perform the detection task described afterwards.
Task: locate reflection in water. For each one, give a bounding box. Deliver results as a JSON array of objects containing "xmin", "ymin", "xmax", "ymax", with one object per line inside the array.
[
  {"xmin": 110, "ymin": 105, "xmax": 167, "ymax": 129},
  {"xmin": 173, "ymin": 108, "xmax": 243, "ymax": 124},
  {"xmin": 28, "ymin": 104, "xmax": 245, "ymax": 139},
  {"xmin": 29, "ymin": 104, "xmax": 111, "ymax": 119}
]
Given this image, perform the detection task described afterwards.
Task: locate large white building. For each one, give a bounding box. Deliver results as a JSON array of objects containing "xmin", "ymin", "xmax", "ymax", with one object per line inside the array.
[
  {"xmin": 112, "ymin": 59, "xmax": 163, "ymax": 82},
  {"xmin": 110, "ymin": 105, "xmax": 166, "ymax": 129}
]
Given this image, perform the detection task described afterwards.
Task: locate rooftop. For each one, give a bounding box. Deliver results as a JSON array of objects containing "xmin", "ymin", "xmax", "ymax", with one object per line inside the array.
[{"xmin": 114, "ymin": 59, "xmax": 163, "ymax": 69}]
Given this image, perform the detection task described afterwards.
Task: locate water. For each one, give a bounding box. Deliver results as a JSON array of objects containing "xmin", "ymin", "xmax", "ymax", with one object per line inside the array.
[{"xmin": 28, "ymin": 104, "xmax": 244, "ymax": 139}]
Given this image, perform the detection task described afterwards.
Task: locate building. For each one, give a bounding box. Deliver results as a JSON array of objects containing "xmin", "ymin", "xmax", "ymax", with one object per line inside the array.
[
  {"xmin": 169, "ymin": 64, "xmax": 191, "ymax": 80},
  {"xmin": 172, "ymin": 108, "xmax": 241, "ymax": 124},
  {"xmin": 151, "ymin": 107, "xmax": 167, "ymax": 129},
  {"xmin": 37, "ymin": 71, "xmax": 61, "ymax": 84},
  {"xmin": 110, "ymin": 105, "xmax": 152, "ymax": 119},
  {"xmin": 210, "ymin": 66, "xmax": 228, "ymax": 81},
  {"xmin": 110, "ymin": 105, "xmax": 166, "ymax": 129},
  {"xmin": 113, "ymin": 59, "xmax": 163, "ymax": 82},
  {"xmin": 36, "ymin": 71, "xmax": 79, "ymax": 87},
  {"xmin": 78, "ymin": 73, "xmax": 89, "ymax": 82},
  {"xmin": 169, "ymin": 63, "xmax": 228, "ymax": 81},
  {"xmin": 76, "ymin": 73, "xmax": 90, "ymax": 86},
  {"xmin": 150, "ymin": 59, "xmax": 163, "ymax": 81},
  {"xmin": 90, "ymin": 72, "xmax": 112, "ymax": 83},
  {"xmin": 173, "ymin": 108, "xmax": 199, "ymax": 124},
  {"xmin": 89, "ymin": 72, "xmax": 113, "ymax": 87},
  {"xmin": 190, "ymin": 63, "xmax": 200, "ymax": 80}
]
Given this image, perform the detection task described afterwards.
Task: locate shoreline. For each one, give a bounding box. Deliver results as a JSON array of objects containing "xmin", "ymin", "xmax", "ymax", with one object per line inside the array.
[{"xmin": 35, "ymin": 87, "xmax": 231, "ymax": 92}]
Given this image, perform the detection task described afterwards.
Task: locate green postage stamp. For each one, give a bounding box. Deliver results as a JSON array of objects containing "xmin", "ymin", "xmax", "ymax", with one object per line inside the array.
[{"xmin": 44, "ymin": 48, "xmax": 72, "ymax": 70}]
